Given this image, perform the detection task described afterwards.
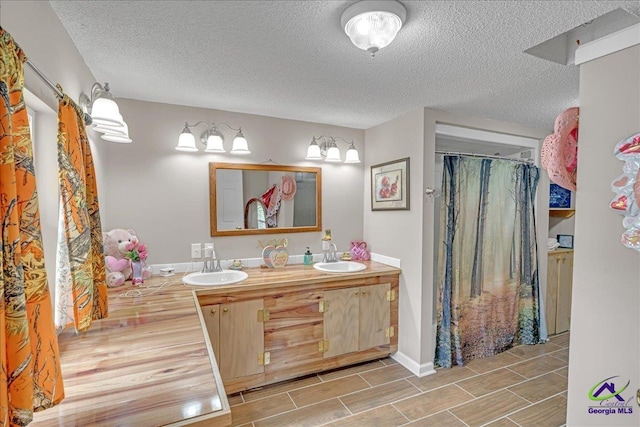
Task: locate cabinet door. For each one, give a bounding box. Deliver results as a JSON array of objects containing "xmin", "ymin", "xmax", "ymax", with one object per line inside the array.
[
  {"xmin": 323, "ymin": 288, "xmax": 359, "ymax": 358},
  {"xmin": 555, "ymin": 253, "xmax": 573, "ymax": 333},
  {"xmin": 264, "ymin": 290, "xmax": 324, "ymax": 382},
  {"xmin": 219, "ymin": 299, "xmax": 265, "ymax": 380},
  {"xmin": 201, "ymin": 304, "xmax": 220, "ymax": 359},
  {"xmin": 546, "ymin": 253, "xmax": 560, "ymax": 335},
  {"xmin": 359, "ymin": 283, "xmax": 391, "ymax": 350}
]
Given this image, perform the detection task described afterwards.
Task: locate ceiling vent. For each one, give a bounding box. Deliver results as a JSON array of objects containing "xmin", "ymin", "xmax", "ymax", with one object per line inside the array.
[{"xmin": 524, "ymin": 8, "xmax": 639, "ymax": 65}]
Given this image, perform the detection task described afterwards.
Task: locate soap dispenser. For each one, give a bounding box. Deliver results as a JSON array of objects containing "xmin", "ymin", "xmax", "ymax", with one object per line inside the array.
[{"xmin": 304, "ymin": 247, "xmax": 313, "ymax": 265}]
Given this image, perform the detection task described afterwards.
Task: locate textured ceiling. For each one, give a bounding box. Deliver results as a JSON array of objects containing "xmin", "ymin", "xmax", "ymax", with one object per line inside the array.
[{"xmin": 49, "ymin": 1, "xmax": 640, "ymax": 131}]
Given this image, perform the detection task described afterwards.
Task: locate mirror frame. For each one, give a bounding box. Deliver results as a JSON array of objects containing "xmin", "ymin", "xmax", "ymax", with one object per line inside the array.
[{"xmin": 209, "ymin": 162, "xmax": 322, "ymax": 236}]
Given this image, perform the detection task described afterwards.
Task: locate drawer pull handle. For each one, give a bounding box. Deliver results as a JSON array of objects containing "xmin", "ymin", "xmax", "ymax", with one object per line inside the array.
[
  {"xmin": 223, "ymin": 307, "xmax": 229, "ymax": 313},
  {"xmin": 210, "ymin": 308, "xmax": 217, "ymax": 315}
]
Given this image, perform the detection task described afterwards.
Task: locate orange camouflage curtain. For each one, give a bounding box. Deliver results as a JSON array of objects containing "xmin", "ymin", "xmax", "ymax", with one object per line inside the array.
[
  {"xmin": 54, "ymin": 90, "xmax": 108, "ymax": 332},
  {"xmin": 0, "ymin": 28, "xmax": 65, "ymax": 426}
]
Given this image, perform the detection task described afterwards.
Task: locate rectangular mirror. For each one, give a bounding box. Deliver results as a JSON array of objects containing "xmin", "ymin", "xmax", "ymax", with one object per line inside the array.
[{"xmin": 209, "ymin": 162, "xmax": 322, "ymax": 236}]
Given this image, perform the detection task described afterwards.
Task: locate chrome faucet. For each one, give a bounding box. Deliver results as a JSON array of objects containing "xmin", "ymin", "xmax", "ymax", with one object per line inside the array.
[
  {"xmin": 202, "ymin": 248, "xmax": 223, "ymax": 272},
  {"xmin": 323, "ymin": 243, "xmax": 338, "ymax": 263}
]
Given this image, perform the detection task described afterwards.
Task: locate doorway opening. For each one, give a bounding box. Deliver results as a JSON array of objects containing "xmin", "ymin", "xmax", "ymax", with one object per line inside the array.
[{"xmin": 432, "ymin": 124, "xmax": 541, "ymax": 359}]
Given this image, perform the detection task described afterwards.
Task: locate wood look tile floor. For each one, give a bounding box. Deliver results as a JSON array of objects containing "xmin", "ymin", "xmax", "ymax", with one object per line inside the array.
[{"xmin": 228, "ymin": 333, "xmax": 569, "ymax": 427}]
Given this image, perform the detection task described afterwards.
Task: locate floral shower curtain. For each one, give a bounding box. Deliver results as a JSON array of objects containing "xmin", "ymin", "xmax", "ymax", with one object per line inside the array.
[
  {"xmin": 55, "ymin": 91, "xmax": 108, "ymax": 332},
  {"xmin": 0, "ymin": 28, "xmax": 65, "ymax": 425},
  {"xmin": 435, "ymin": 155, "xmax": 545, "ymax": 368}
]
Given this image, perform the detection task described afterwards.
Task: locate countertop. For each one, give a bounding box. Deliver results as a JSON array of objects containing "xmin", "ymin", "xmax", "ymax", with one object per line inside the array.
[{"xmin": 31, "ymin": 261, "xmax": 400, "ymax": 426}]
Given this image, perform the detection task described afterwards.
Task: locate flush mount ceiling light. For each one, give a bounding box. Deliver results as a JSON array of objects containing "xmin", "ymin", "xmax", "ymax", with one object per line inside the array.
[
  {"xmin": 305, "ymin": 136, "xmax": 360, "ymax": 164},
  {"xmin": 80, "ymin": 82, "xmax": 132, "ymax": 143},
  {"xmin": 341, "ymin": 0, "xmax": 407, "ymax": 57},
  {"xmin": 176, "ymin": 121, "xmax": 250, "ymax": 155}
]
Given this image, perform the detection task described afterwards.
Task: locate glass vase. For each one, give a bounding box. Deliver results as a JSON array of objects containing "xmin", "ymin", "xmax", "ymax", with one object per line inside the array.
[{"xmin": 132, "ymin": 260, "xmax": 144, "ymax": 285}]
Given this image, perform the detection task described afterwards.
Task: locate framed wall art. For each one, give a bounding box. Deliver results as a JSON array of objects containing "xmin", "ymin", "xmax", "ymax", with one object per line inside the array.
[
  {"xmin": 371, "ymin": 157, "xmax": 410, "ymax": 211},
  {"xmin": 549, "ymin": 183, "xmax": 571, "ymax": 208},
  {"xmin": 557, "ymin": 234, "xmax": 574, "ymax": 249}
]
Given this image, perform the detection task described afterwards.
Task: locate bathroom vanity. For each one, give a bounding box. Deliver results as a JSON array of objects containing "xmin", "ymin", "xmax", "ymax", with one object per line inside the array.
[
  {"xmin": 31, "ymin": 261, "xmax": 400, "ymax": 426},
  {"xmin": 196, "ymin": 262, "xmax": 400, "ymax": 394}
]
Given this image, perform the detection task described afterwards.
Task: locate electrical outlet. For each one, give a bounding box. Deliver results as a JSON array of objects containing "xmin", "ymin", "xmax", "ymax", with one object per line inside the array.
[
  {"xmin": 191, "ymin": 243, "xmax": 201, "ymax": 259},
  {"xmin": 203, "ymin": 243, "xmax": 214, "ymax": 257}
]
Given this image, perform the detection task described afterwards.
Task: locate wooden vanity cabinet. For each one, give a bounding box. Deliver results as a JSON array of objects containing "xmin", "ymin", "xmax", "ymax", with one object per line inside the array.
[
  {"xmin": 201, "ymin": 304, "xmax": 221, "ymax": 359},
  {"xmin": 546, "ymin": 250, "xmax": 573, "ymax": 335},
  {"xmin": 197, "ymin": 272, "xmax": 399, "ymax": 394},
  {"xmin": 263, "ymin": 289, "xmax": 325, "ymax": 384},
  {"xmin": 322, "ymin": 283, "xmax": 391, "ymax": 358},
  {"xmin": 201, "ymin": 300, "xmax": 265, "ymax": 381}
]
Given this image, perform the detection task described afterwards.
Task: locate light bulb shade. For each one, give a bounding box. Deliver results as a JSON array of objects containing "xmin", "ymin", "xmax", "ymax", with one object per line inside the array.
[
  {"xmin": 230, "ymin": 131, "xmax": 250, "ymax": 154},
  {"xmin": 101, "ymin": 131, "xmax": 132, "ymax": 143},
  {"xmin": 92, "ymin": 112, "xmax": 126, "ymax": 128},
  {"xmin": 341, "ymin": 0, "xmax": 406, "ymax": 55},
  {"xmin": 176, "ymin": 129, "xmax": 197, "ymax": 152},
  {"xmin": 205, "ymin": 132, "xmax": 225, "ymax": 153},
  {"xmin": 90, "ymin": 97, "xmax": 122, "ymax": 126},
  {"xmin": 344, "ymin": 146, "xmax": 361, "ymax": 163},
  {"xmin": 325, "ymin": 145, "xmax": 342, "ymax": 162},
  {"xmin": 93, "ymin": 120, "xmax": 128, "ymax": 135},
  {"xmin": 98, "ymin": 121, "xmax": 129, "ymax": 137},
  {"xmin": 305, "ymin": 141, "xmax": 322, "ymax": 160}
]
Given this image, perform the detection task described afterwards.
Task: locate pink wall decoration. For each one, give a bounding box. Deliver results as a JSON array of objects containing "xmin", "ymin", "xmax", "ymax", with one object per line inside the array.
[{"xmin": 610, "ymin": 132, "xmax": 640, "ymax": 252}]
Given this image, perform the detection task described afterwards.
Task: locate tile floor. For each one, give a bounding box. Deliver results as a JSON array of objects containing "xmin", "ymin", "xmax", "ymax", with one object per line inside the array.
[{"xmin": 228, "ymin": 333, "xmax": 570, "ymax": 427}]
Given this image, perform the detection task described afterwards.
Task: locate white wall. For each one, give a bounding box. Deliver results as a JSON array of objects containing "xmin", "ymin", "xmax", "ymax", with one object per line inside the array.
[
  {"xmin": 364, "ymin": 109, "xmax": 428, "ymax": 374},
  {"xmin": 365, "ymin": 107, "xmax": 548, "ymax": 375},
  {"xmin": 567, "ymin": 44, "xmax": 640, "ymax": 426},
  {"xmin": 1, "ymin": 0, "xmax": 102, "ymax": 289},
  {"xmin": 1, "ymin": 1, "xmax": 366, "ymax": 267},
  {"xmin": 106, "ymin": 98, "xmax": 365, "ymax": 264}
]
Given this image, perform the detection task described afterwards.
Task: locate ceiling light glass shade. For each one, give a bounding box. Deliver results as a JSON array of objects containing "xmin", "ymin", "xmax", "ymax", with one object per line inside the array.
[
  {"xmin": 341, "ymin": 0, "xmax": 406, "ymax": 56},
  {"xmin": 305, "ymin": 139, "xmax": 323, "ymax": 160},
  {"xmin": 176, "ymin": 128, "xmax": 198, "ymax": 152},
  {"xmin": 325, "ymin": 144, "xmax": 342, "ymax": 162},
  {"xmin": 204, "ymin": 132, "xmax": 225, "ymax": 153},
  {"xmin": 344, "ymin": 144, "xmax": 361, "ymax": 163},
  {"xmin": 90, "ymin": 97, "xmax": 123, "ymax": 126},
  {"xmin": 230, "ymin": 130, "xmax": 250, "ymax": 155}
]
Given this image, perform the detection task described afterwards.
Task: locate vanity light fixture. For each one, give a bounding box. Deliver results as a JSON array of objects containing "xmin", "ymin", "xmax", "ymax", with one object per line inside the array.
[
  {"xmin": 305, "ymin": 136, "xmax": 360, "ymax": 164},
  {"xmin": 175, "ymin": 121, "xmax": 250, "ymax": 154},
  {"xmin": 79, "ymin": 82, "xmax": 132, "ymax": 143},
  {"xmin": 341, "ymin": 0, "xmax": 407, "ymax": 57}
]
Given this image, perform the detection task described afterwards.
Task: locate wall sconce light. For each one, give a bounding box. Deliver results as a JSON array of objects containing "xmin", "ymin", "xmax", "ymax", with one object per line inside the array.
[
  {"xmin": 175, "ymin": 121, "xmax": 250, "ymax": 154},
  {"xmin": 79, "ymin": 82, "xmax": 131, "ymax": 143},
  {"xmin": 341, "ymin": 0, "xmax": 407, "ymax": 57},
  {"xmin": 305, "ymin": 136, "xmax": 360, "ymax": 163}
]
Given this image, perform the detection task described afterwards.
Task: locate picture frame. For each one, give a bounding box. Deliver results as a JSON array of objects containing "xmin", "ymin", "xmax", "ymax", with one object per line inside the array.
[
  {"xmin": 557, "ymin": 234, "xmax": 574, "ymax": 249},
  {"xmin": 371, "ymin": 157, "xmax": 410, "ymax": 211},
  {"xmin": 549, "ymin": 183, "xmax": 571, "ymax": 208}
]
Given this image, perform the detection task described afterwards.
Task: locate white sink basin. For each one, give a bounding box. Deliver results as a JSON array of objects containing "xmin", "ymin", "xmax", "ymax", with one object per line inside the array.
[
  {"xmin": 313, "ymin": 261, "xmax": 367, "ymax": 273},
  {"xmin": 182, "ymin": 270, "xmax": 248, "ymax": 286}
]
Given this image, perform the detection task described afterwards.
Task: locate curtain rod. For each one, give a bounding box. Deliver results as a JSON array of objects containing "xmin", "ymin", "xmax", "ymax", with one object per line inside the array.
[
  {"xmin": 24, "ymin": 60, "xmax": 92, "ymax": 125},
  {"xmin": 24, "ymin": 60, "xmax": 64, "ymax": 99},
  {"xmin": 435, "ymin": 150, "xmax": 533, "ymax": 163}
]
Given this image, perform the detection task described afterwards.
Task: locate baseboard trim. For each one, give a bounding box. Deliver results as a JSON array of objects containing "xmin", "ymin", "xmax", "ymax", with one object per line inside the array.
[{"xmin": 391, "ymin": 351, "xmax": 436, "ymax": 378}]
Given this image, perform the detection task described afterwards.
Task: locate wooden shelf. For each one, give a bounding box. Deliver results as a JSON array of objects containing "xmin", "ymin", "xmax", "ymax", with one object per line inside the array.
[{"xmin": 549, "ymin": 208, "xmax": 575, "ymax": 218}]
